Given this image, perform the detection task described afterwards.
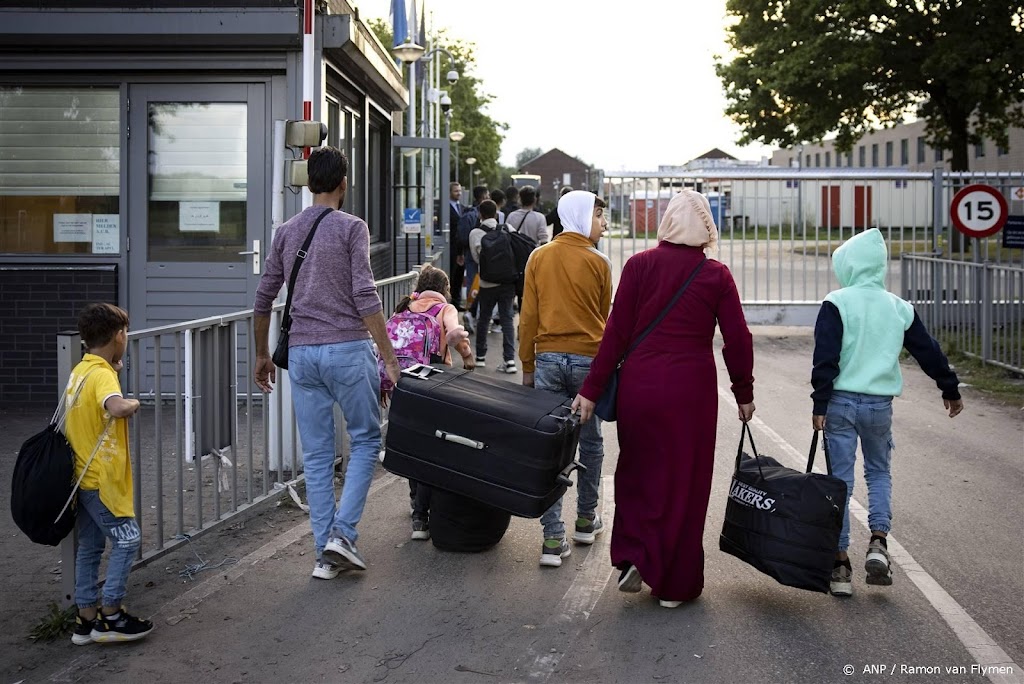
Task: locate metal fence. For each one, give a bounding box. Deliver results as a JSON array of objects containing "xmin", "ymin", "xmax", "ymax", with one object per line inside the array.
[
  {"xmin": 902, "ymin": 255, "xmax": 1024, "ymax": 373},
  {"xmin": 600, "ymin": 170, "xmax": 1024, "ymax": 325},
  {"xmin": 57, "ymin": 267, "xmax": 423, "ymax": 605}
]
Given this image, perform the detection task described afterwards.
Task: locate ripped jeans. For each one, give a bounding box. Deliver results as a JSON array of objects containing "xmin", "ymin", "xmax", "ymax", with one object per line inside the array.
[
  {"xmin": 74, "ymin": 489, "xmax": 141, "ymax": 609},
  {"xmin": 824, "ymin": 391, "xmax": 895, "ymax": 552}
]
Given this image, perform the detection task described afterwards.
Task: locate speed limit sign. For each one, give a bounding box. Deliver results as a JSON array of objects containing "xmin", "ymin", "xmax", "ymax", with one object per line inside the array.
[{"xmin": 950, "ymin": 184, "xmax": 1008, "ymax": 238}]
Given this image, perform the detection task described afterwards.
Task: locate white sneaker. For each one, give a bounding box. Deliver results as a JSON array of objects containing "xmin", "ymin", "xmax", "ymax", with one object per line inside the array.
[
  {"xmin": 659, "ymin": 600, "xmax": 683, "ymax": 609},
  {"xmin": 312, "ymin": 559, "xmax": 340, "ymax": 580},
  {"xmin": 499, "ymin": 360, "xmax": 517, "ymax": 374}
]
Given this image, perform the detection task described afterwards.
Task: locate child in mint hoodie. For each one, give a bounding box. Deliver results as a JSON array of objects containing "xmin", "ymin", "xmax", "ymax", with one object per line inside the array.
[{"xmin": 811, "ymin": 228, "xmax": 964, "ymax": 598}]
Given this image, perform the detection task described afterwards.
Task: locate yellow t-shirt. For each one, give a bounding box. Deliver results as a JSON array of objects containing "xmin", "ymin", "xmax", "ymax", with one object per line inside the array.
[{"xmin": 64, "ymin": 354, "xmax": 134, "ymax": 518}]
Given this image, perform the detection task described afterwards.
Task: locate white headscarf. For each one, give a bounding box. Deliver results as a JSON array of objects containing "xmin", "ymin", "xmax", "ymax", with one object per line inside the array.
[{"xmin": 557, "ymin": 190, "xmax": 597, "ymax": 239}]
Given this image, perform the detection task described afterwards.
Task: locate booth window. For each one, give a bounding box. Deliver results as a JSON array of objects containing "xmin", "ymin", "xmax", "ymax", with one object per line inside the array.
[{"xmin": 0, "ymin": 87, "xmax": 120, "ymax": 255}]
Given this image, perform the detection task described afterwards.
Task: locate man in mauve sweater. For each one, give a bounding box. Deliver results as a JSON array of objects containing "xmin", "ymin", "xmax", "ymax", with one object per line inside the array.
[
  {"xmin": 519, "ymin": 190, "xmax": 612, "ymax": 568},
  {"xmin": 254, "ymin": 146, "xmax": 400, "ymax": 581}
]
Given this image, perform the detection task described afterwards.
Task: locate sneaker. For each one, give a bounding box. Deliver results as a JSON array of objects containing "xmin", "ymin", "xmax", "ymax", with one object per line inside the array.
[
  {"xmin": 463, "ymin": 312, "xmax": 476, "ymax": 334},
  {"xmin": 489, "ymin": 324, "xmax": 501, "ymax": 334},
  {"xmin": 475, "ymin": 356, "xmax": 487, "ymax": 367},
  {"xmin": 72, "ymin": 614, "xmax": 96, "ymax": 646},
  {"xmin": 539, "ymin": 537, "xmax": 571, "ymax": 567},
  {"xmin": 90, "ymin": 608, "xmax": 154, "ymax": 643},
  {"xmin": 312, "ymin": 559, "xmax": 341, "ymax": 580},
  {"xmin": 865, "ymin": 535, "xmax": 892, "ymax": 585},
  {"xmin": 617, "ymin": 564, "xmax": 643, "ymax": 593},
  {"xmin": 572, "ymin": 514, "xmax": 605, "ymax": 545},
  {"xmin": 498, "ymin": 360, "xmax": 517, "ymax": 374},
  {"xmin": 323, "ymin": 534, "xmax": 367, "ymax": 571},
  {"xmin": 830, "ymin": 559, "xmax": 853, "ymax": 597},
  {"xmin": 659, "ymin": 600, "xmax": 683, "ymax": 609},
  {"xmin": 411, "ymin": 518, "xmax": 431, "ymax": 541}
]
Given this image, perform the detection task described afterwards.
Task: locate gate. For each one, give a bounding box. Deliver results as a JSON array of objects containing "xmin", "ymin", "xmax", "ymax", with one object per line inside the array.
[{"xmin": 600, "ymin": 170, "xmax": 1024, "ymax": 325}]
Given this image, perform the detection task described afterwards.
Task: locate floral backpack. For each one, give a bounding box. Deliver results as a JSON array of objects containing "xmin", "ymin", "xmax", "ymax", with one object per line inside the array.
[{"xmin": 379, "ymin": 302, "xmax": 445, "ymax": 393}]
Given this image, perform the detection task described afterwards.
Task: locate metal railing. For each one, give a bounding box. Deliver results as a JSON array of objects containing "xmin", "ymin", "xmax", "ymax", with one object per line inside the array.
[
  {"xmin": 57, "ymin": 267, "xmax": 423, "ymax": 605},
  {"xmin": 599, "ymin": 170, "xmax": 1024, "ymax": 325},
  {"xmin": 901, "ymin": 254, "xmax": 1024, "ymax": 373}
]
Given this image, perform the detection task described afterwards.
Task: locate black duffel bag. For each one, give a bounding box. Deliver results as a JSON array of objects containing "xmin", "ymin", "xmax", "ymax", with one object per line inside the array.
[{"xmin": 719, "ymin": 424, "xmax": 846, "ymax": 593}]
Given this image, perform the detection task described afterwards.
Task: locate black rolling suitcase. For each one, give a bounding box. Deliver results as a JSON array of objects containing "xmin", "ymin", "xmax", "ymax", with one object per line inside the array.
[
  {"xmin": 383, "ymin": 364, "xmax": 583, "ymax": 518},
  {"xmin": 719, "ymin": 424, "xmax": 847, "ymax": 593}
]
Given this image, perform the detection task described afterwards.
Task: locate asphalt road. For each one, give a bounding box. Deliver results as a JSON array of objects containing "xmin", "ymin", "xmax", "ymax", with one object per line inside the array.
[{"xmin": 12, "ymin": 329, "xmax": 1024, "ymax": 684}]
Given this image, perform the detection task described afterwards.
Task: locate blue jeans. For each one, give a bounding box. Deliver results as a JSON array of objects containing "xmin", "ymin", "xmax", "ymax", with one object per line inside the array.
[
  {"xmin": 535, "ymin": 352, "xmax": 604, "ymax": 539},
  {"xmin": 75, "ymin": 489, "xmax": 140, "ymax": 610},
  {"xmin": 289, "ymin": 340, "xmax": 381, "ymax": 555},
  {"xmin": 824, "ymin": 391, "xmax": 895, "ymax": 552}
]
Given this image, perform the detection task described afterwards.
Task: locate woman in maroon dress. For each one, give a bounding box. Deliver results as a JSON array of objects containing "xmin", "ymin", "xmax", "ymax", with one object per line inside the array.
[{"xmin": 575, "ymin": 189, "xmax": 755, "ymax": 607}]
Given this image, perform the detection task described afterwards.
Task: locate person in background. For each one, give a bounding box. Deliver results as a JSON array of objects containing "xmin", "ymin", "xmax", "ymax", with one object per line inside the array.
[
  {"xmin": 519, "ymin": 191, "xmax": 612, "ymax": 568},
  {"xmin": 506, "ymin": 185, "xmax": 549, "ymax": 246},
  {"xmin": 574, "ymin": 189, "xmax": 755, "ymax": 608},
  {"xmin": 504, "ymin": 186, "xmax": 521, "ymax": 214},
  {"xmin": 810, "ymin": 228, "xmax": 963, "ymax": 598},
  {"xmin": 447, "ymin": 182, "xmax": 467, "ymax": 310},
  {"xmin": 490, "ymin": 188, "xmax": 507, "ymax": 224},
  {"xmin": 546, "ymin": 185, "xmax": 574, "ymax": 237},
  {"xmin": 458, "ymin": 185, "xmax": 490, "ymax": 334},
  {"xmin": 469, "ymin": 200, "xmax": 517, "ymax": 374}
]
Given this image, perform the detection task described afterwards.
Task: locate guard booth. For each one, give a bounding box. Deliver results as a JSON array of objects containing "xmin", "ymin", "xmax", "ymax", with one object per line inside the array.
[{"xmin": 391, "ymin": 135, "xmax": 452, "ymax": 274}]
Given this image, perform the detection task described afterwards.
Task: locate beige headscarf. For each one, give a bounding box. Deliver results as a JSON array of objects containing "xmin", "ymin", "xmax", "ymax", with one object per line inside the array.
[{"xmin": 656, "ymin": 189, "xmax": 719, "ymax": 252}]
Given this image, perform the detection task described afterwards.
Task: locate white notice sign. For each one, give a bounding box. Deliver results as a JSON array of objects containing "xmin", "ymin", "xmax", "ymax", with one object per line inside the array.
[
  {"xmin": 179, "ymin": 201, "xmax": 221, "ymax": 233},
  {"xmin": 92, "ymin": 215, "xmax": 120, "ymax": 254},
  {"xmin": 53, "ymin": 214, "xmax": 93, "ymax": 243}
]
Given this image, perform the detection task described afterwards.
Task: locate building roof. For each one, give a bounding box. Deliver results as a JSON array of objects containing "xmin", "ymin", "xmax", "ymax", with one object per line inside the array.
[
  {"xmin": 694, "ymin": 148, "xmax": 738, "ymax": 160},
  {"xmin": 519, "ymin": 148, "xmax": 591, "ymax": 173}
]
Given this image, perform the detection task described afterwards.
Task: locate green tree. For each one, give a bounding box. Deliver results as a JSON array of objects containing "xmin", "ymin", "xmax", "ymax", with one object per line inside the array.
[
  {"xmin": 368, "ymin": 20, "xmax": 507, "ymax": 187},
  {"xmin": 515, "ymin": 147, "xmax": 544, "ymax": 168},
  {"xmin": 715, "ymin": 1, "xmax": 1024, "ymax": 171}
]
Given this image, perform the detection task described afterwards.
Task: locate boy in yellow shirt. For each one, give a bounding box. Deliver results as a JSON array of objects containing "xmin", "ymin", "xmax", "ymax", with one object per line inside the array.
[{"xmin": 64, "ymin": 303, "xmax": 153, "ymax": 644}]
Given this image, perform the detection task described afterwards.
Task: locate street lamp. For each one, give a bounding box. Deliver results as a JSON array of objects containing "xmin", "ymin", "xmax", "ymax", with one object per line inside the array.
[
  {"xmin": 450, "ymin": 130, "xmax": 464, "ymax": 183},
  {"xmin": 465, "ymin": 156, "xmax": 476, "ymax": 188}
]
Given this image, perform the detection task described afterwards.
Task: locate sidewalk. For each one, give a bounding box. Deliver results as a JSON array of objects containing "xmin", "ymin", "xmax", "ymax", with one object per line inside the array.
[{"xmin": 3, "ymin": 328, "xmax": 1022, "ymax": 684}]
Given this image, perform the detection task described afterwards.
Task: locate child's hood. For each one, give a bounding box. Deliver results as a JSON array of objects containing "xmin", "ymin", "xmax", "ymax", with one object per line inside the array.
[
  {"xmin": 832, "ymin": 228, "xmax": 888, "ymax": 288},
  {"xmin": 408, "ymin": 290, "xmax": 448, "ymax": 313}
]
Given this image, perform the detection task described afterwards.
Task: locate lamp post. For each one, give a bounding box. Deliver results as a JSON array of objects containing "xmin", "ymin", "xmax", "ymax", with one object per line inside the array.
[
  {"xmin": 465, "ymin": 156, "xmax": 476, "ymax": 189},
  {"xmin": 450, "ymin": 131, "xmax": 464, "ymax": 184}
]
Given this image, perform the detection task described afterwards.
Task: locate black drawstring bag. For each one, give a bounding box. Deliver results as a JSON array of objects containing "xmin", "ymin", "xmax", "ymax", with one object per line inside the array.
[
  {"xmin": 719, "ymin": 424, "xmax": 847, "ymax": 593},
  {"xmin": 11, "ymin": 371, "xmax": 110, "ymax": 546}
]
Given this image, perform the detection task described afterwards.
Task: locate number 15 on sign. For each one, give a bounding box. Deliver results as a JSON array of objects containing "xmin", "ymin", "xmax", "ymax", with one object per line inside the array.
[{"xmin": 950, "ymin": 184, "xmax": 1008, "ymax": 238}]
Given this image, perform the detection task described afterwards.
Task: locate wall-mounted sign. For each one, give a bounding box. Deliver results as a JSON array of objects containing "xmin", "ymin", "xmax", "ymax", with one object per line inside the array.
[
  {"xmin": 180, "ymin": 201, "xmax": 221, "ymax": 233},
  {"xmin": 950, "ymin": 184, "xmax": 1008, "ymax": 239},
  {"xmin": 402, "ymin": 208, "xmax": 422, "ymax": 234},
  {"xmin": 1002, "ymin": 215, "xmax": 1024, "ymax": 250},
  {"xmin": 53, "ymin": 213, "xmax": 92, "ymax": 242},
  {"xmin": 92, "ymin": 214, "xmax": 120, "ymax": 254}
]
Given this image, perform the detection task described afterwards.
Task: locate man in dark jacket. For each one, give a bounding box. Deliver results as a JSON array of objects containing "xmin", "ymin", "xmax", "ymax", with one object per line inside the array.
[
  {"xmin": 447, "ymin": 182, "xmax": 467, "ymax": 309},
  {"xmin": 458, "ymin": 185, "xmax": 489, "ymax": 330}
]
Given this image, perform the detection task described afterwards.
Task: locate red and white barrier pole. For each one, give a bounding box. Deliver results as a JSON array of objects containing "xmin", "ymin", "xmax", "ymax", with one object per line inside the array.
[{"xmin": 302, "ymin": 0, "xmax": 314, "ymax": 208}]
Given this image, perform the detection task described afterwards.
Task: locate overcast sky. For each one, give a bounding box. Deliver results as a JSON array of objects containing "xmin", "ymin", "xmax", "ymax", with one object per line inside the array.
[{"xmin": 354, "ymin": 0, "xmax": 778, "ymax": 171}]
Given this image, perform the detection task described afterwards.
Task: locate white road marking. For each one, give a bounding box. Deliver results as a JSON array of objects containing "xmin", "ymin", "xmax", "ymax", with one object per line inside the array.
[
  {"xmin": 520, "ymin": 476, "xmax": 617, "ymax": 683},
  {"xmin": 718, "ymin": 387, "xmax": 1023, "ymax": 684}
]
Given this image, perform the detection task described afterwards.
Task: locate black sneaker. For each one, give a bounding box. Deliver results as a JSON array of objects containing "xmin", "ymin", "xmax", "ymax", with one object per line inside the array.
[
  {"xmin": 90, "ymin": 608, "xmax": 154, "ymax": 643},
  {"xmin": 618, "ymin": 564, "xmax": 643, "ymax": 593},
  {"xmin": 323, "ymin": 534, "xmax": 367, "ymax": 571},
  {"xmin": 72, "ymin": 613, "xmax": 96, "ymax": 646},
  {"xmin": 865, "ymin": 535, "xmax": 892, "ymax": 585},
  {"xmin": 411, "ymin": 518, "xmax": 430, "ymax": 541}
]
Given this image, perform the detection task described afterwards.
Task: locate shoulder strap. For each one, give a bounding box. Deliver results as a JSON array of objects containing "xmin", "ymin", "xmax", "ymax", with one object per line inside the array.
[
  {"xmin": 281, "ymin": 207, "xmax": 334, "ymax": 332},
  {"xmin": 54, "ymin": 417, "xmax": 114, "ymax": 524},
  {"xmin": 53, "ymin": 366, "xmax": 101, "ymax": 430},
  {"xmin": 514, "ymin": 211, "xmax": 528, "ymax": 231},
  {"xmin": 620, "ymin": 257, "xmax": 707, "ymax": 365}
]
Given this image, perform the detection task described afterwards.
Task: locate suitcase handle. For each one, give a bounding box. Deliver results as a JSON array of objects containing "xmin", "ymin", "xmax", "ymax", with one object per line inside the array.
[
  {"xmin": 556, "ymin": 460, "xmax": 586, "ymax": 487},
  {"xmin": 403, "ymin": 364, "xmax": 444, "ymax": 379},
  {"xmin": 434, "ymin": 430, "xmax": 485, "ymax": 450}
]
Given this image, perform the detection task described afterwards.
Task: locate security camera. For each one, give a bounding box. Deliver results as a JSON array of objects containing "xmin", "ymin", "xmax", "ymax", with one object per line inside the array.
[
  {"xmin": 440, "ymin": 93, "xmax": 452, "ymax": 113},
  {"xmin": 446, "ymin": 69, "xmax": 459, "ymax": 85}
]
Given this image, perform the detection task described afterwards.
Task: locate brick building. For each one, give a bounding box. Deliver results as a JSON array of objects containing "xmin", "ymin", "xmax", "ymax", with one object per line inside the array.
[{"xmin": 518, "ymin": 148, "xmax": 597, "ymax": 207}]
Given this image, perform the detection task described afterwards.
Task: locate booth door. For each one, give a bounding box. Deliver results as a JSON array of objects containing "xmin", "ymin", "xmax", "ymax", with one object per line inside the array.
[{"xmin": 128, "ymin": 83, "xmax": 266, "ymax": 330}]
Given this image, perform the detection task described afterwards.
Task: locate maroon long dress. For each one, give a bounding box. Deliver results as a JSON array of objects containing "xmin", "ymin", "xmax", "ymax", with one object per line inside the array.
[{"xmin": 580, "ymin": 242, "xmax": 754, "ymax": 602}]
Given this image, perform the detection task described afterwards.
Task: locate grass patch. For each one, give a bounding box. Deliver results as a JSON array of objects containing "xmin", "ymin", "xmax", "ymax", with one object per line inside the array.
[
  {"xmin": 902, "ymin": 341, "xmax": 1024, "ymax": 407},
  {"xmin": 28, "ymin": 602, "xmax": 76, "ymax": 642}
]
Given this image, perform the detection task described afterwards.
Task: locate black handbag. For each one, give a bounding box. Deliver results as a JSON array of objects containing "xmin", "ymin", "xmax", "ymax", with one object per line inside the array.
[
  {"xmin": 594, "ymin": 257, "xmax": 706, "ymax": 421},
  {"xmin": 272, "ymin": 207, "xmax": 334, "ymax": 370},
  {"xmin": 719, "ymin": 424, "xmax": 847, "ymax": 593}
]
